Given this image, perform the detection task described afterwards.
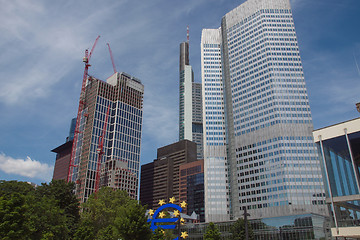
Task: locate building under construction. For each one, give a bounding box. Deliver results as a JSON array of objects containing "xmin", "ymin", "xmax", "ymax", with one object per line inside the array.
[{"xmin": 67, "ymin": 38, "xmax": 144, "ymax": 202}]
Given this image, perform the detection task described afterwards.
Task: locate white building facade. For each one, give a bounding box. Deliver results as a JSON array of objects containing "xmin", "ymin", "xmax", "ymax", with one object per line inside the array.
[
  {"xmin": 201, "ymin": 0, "xmax": 327, "ymax": 222},
  {"xmin": 179, "ymin": 41, "xmax": 204, "ymax": 159}
]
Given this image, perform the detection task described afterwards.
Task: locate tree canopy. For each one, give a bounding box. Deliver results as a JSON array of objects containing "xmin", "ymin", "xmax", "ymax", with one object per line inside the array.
[
  {"xmin": 0, "ymin": 180, "xmax": 167, "ymax": 240},
  {"xmin": 0, "ymin": 179, "xmax": 79, "ymax": 240},
  {"xmin": 74, "ymin": 187, "xmax": 152, "ymax": 240},
  {"xmin": 204, "ymin": 222, "xmax": 221, "ymax": 240},
  {"xmin": 230, "ymin": 218, "xmax": 255, "ymax": 240}
]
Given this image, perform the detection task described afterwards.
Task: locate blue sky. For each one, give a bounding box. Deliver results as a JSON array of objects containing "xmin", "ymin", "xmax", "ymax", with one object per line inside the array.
[{"xmin": 0, "ymin": 0, "xmax": 359, "ymax": 185}]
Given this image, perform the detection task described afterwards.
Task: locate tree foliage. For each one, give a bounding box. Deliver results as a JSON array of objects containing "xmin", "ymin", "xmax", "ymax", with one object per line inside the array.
[
  {"xmin": 115, "ymin": 200, "xmax": 152, "ymax": 240},
  {"xmin": 0, "ymin": 180, "xmax": 80, "ymax": 240},
  {"xmin": 230, "ymin": 218, "xmax": 254, "ymax": 240},
  {"xmin": 0, "ymin": 192, "xmax": 29, "ymax": 239},
  {"xmin": 25, "ymin": 194, "xmax": 68, "ymax": 239},
  {"xmin": 151, "ymin": 227, "xmax": 175, "ymax": 240},
  {"xmin": 0, "ymin": 181, "xmax": 154, "ymax": 240},
  {"xmin": 204, "ymin": 222, "xmax": 221, "ymax": 240},
  {"xmin": 35, "ymin": 180, "xmax": 80, "ymax": 236},
  {"xmin": 75, "ymin": 187, "xmax": 152, "ymax": 240}
]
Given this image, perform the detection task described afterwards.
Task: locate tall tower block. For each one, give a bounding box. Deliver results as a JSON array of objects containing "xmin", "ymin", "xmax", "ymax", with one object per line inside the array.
[
  {"xmin": 201, "ymin": 0, "xmax": 327, "ymax": 222},
  {"xmin": 179, "ymin": 29, "xmax": 204, "ymax": 159},
  {"xmin": 69, "ymin": 72, "xmax": 144, "ymax": 202}
]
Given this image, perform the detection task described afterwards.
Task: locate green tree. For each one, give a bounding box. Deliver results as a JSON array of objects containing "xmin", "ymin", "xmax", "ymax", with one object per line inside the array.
[
  {"xmin": 0, "ymin": 180, "xmax": 79, "ymax": 240},
  {"xmin": 73, "ymin": 219, "xmax": 95, "ymax": 240},
  {"xmin": 204, "ymin": 222, "xmax": 221, "ymax": 240},
  {"xmin": 35, "ymin": 180, "xmax": 80, "ymax": 237},
  {"xmin": 75, "ymin": 187, "xmax": 152, "ymax": 240},
  {"xmin": 230, "ymin": 218, "xmax": 254, "ymax": 240},
  {"xmin": 0, "ymin": 180, "xmax": 34, "ymax": 197},
  {"xmin": 115, "ymin": 200, "xmax": 152, "ymax": 240},
  {"xmin": 152, "ymin": 227, "xmax": 166, "ymax": 240},
  {"xmin": 0, "ymin": 193, "xmax": 29, "ymax": 239},
  {"xmin": 25, "ymin": 194, "xmax": 69, "ymax": 240},
  {"xmin": 0, "ymin": 181, "xmax": 35, "ymax": 239},
  {"xmin": 151, "ymin": 227, "xmax": 175, "ymax": 240}
]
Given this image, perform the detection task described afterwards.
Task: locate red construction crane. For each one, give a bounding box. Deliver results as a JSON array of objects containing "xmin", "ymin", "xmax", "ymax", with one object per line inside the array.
[
  {"xmin": 107, "ymin": 43, "xmax": 117, "ymax": 73},
  {"xmin": 94, "ymin": 104, "xmax": 111, "ymax": 193},
  {"xmin": 67, "ymin": 35, "xmax": 100, "ymax": 183}
]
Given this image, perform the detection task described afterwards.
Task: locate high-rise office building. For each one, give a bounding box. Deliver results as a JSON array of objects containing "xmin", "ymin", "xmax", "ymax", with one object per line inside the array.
[
  {"xmin": 52, "ymin": 141, "xmax": 72, "ymax": 181},
  {"xmin": 140, "ymin": 140, "xmax": 197, "ymax": 209},
  {"xmin": 201, "ymin": 0, "xmax": 327, "ymax": 222},
  {"xmin": 179, "ymin": 159, "xmax": 205, "ymax": 222},
  {"xmin": 179, "ymin": 37, "xmax": 204, "ymax": 159},
  {"xmin": 69, "ymin": 72, "xmax": 144, "ymax": 202},
  {"xmin": 52, "ymin": 118, "xmax": 77, "ymax": 180}
]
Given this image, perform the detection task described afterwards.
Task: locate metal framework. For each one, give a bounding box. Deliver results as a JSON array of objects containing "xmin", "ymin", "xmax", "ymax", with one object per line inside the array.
[
  {"xmin": 95, "ymin": 104, "xmax": 111, "ymax": 192},
  {"xmin": 67, "ymin": 35, "xmax": 100, "ymax": 183}
]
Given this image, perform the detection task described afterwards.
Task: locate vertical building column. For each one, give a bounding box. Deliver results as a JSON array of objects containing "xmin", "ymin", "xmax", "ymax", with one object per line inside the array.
[
  {"xmin": 318, "ymin": 135, "xmax": 339, "ymax": 233},
  {"xmin": 344, "ymin": 128, "xmax": 360, "ymax": 193}
]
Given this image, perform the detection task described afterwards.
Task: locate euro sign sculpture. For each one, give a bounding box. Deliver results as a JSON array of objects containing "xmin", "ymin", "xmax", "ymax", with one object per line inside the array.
[{"xmin": 147, "ymin": 203, "xmax": 183, "ymax": 240}]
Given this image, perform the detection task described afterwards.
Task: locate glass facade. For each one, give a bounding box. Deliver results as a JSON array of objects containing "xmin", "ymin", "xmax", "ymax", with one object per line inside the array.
[
  {"xmin": 182, "ymin": 213, "xmax": 329, "ymax": 240},
  {"xmin": 314, "ymin": 118, "xmax": 360, "ymax": 237},
  {"xmin": 201, "ymin": 29, "xmax": 230, "ymax": 222},
  {"xmin": 201, "ymin": 0, "xmax": 327, "ymax": 222},
  {"xmin": 70, "ymin": 72, "xmax": 144, "ymax": 202}
]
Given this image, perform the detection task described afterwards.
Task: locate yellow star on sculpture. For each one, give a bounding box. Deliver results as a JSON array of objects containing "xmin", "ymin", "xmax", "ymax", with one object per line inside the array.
[
  {"xmin": 180, "ymin": 201, "xmax": 187, "ymax": 208},
  {"xmin": 169, "ymin": 197, "xmax": 176, "ymax": 203},
  {"xmin": 180, "ymin": 217, "xmax": 185, "ymax": 225},
  {"xmin": 181, "ymin": 231, "xmax": 188, "ymax": 239},
  {"xmin": 148, "ymin": 209, "xmax": 154, "ymax": 216},
  {"xmin": 159, "ymin": 211, "xmax": 166, "ymax": 218},
  {"xmin": 173, "ymin": 210, "xmax": 180, "ymax": 217},
  {"xmin": 158, "ymin": 199, "xmax": 166, "ymax": 206}
]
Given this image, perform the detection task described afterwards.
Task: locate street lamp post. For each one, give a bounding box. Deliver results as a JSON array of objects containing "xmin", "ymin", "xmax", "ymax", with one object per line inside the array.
[{"xmin": 243, "ymin": 206, "xmax": 250, "ymax": 240}]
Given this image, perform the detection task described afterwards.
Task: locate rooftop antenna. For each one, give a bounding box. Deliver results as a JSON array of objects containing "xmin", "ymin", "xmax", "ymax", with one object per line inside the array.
[{"xmin": 187, "ymin": 26, "xmax": 189, "ymax": 44}]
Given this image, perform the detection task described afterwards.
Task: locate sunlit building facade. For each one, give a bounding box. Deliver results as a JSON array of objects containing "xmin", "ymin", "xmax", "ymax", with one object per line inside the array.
[
  {"xmin": 69, "ymin": 72, "xmax": 144, "ymax": 202},
  {"xmin": 52, "ymin": 118, "xmax": 76, "ymax": 180},
  {"xmin": 139, "ymin": 140, "xmax": 197, "ymax": 209},
  {"xmin": 100, "ymin": 158, "xmax": 137, "ymax": 199},
  {"xmin": 179, "ymin": 41, "xmax": 204, "ymax": 159},
  {"xmin": 201, "ymin": 0, "xmax": 327, "ymax": 222},
  {"xmin": 179, "ymin": 159, "xmax": 205, "ymax": 222},
  {"xmin": 313, "ymin": 117, "xmax": 360, "ymax": 238}
]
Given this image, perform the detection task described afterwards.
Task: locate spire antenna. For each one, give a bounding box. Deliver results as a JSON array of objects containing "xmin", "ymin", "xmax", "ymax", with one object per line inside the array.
[{"xmin": 187, "ymin": 26, "xmax": 189, "ymax": 44}]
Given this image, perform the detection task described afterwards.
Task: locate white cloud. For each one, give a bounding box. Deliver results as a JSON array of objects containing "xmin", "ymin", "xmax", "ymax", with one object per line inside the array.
[
  {"xmin": 0, "ymin": 1, "xmax": 122, "ymax": 106},
  {"xmin": 0, "ymin": 153, "xmax": 53, "ymax": 181}
]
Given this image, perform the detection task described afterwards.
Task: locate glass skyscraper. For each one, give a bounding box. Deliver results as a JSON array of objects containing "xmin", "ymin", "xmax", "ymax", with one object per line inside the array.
[
  {"xmin": 179, "ymin": 40, "xmax": 204, "ymax": 159},
  {"xmin": 69, "ymin": 72, "xmax": 144, "ymax": 202},
  {"xmin": 201, "ymin": 0, "xmax": 327, "ymax": 222}
]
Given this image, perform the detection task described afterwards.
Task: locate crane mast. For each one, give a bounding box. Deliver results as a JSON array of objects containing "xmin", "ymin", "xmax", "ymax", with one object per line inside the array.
[
  {"xmin": 67, "ymin": 35, "xmax": 100, "ymax": 183},
  {"xmin": 95, "ymin": 105, "xmax": 111, "ymax": 193},
  {"xmin": 107, "ymin": 43, "xmax": 117, "ymax": 74}
]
